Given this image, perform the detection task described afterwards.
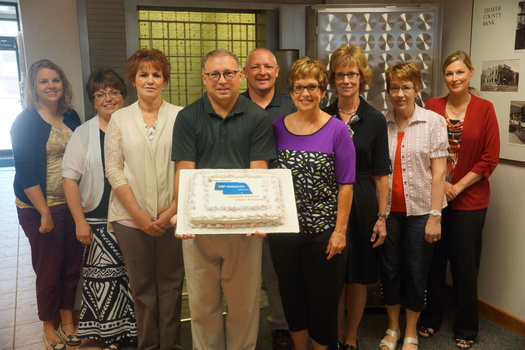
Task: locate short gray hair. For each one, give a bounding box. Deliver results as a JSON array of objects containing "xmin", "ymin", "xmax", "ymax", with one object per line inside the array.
[{"xmin": 202, "ymin": 49, "xmax": 241, "ymax": 71}]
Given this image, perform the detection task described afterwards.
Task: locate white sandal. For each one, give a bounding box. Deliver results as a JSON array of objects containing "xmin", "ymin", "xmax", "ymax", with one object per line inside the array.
[
  {"xmin": 403, "ymin": 337, "xmax": 419, "ymax": 349},
  {"xmin": 379, "ymin": 329, "xmax": 401, "ymax": 350}
]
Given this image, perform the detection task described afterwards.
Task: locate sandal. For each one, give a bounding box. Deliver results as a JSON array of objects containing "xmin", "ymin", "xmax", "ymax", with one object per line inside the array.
[
  {"xmin": 418, "ymin": 326, "xmax": 435, "ymax": 338},
  {"xmin": 56, "ymin": 323, "xmax": 81, "ymax": 346},
  {"xmin": 43, "ymin": 334, "xmax": 65, "ymax": 350},
  {"xmin": 102, "ymin": 343, "xmax": 119, "ymax": 350},
  {"xmin": 379, "ymin": 329, "xmax": 401, "ymax": 350},
  {"xmin": 403, "ymin": 337, "xmax": 419, "ymax": 350},
  {"xmin": 456, "ymin": 338, "xmax": 474, "ymax": 349}
]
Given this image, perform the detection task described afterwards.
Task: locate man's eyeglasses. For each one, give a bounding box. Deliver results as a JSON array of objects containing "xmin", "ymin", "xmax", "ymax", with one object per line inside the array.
[
  {"xmin": 291, "ymin": 84, "xmax": 321, "ymax": 94},
  {"xmin": 388, "ymin": 86, "xmax": 415, "ymax": 94},
  {"xmin": 203, "ymin": 70, "xmax": 240, "ymax": 81},
  {"xmin": 334, "ymin": 72, "xmax": 360, "ymax": 81},
  {"xmin": 94, "ymin": 90, "xmax": 121, "ymax": 101}
]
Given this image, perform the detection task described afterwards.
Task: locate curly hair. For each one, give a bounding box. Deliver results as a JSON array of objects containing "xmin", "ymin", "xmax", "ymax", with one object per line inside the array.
[
  {"xmin": 385, "ymin": 62, "xmax": 422, "ymax": 92},
  {"xmin": 86, "ymin": 69, "xmax": 127, "ymax": 104},
  {"xmin": 126, "ymin": 49, "xmax": 171, "ymax": 85},
  {"xmin": 24, "ymin": 59, "xmax": 73, "ymax": 114},
  {"xmin": 328, "ymin": 44, "xmax": 372, "ymax": 92},
  {"xmin": 287, "ymin": 56, "xmax": 328, "ymax": 92}
]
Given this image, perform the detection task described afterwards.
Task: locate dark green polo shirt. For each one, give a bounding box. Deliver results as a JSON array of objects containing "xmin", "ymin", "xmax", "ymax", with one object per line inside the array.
[{"xmin": 172, "ymin": 93, "xmax": 276, "ymax": 169}]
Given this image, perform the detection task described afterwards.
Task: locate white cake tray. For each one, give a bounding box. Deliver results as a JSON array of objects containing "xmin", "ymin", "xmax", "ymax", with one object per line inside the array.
[{"xmin": 176, "ymin": 168, "xmax": 299, "ymax": 235}]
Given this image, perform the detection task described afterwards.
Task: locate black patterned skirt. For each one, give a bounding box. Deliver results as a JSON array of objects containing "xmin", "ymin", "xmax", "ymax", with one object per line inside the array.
[{"xmin": 78, "ymin": 218, "xmax": 138, "ymax": 344}]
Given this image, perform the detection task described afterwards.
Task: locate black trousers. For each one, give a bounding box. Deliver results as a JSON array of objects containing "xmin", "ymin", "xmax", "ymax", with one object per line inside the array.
[
  {"xmin": 268, "ymin": 229, "xmax": 344, "ymax": 346},
  {"xmin": 420, "ymin": 206, "xmax": 487, "ymax": 340}
]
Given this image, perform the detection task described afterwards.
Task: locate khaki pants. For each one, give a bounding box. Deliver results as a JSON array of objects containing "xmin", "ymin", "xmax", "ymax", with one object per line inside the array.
[{"xmin": 183, "ymin": 235, "xmax": 262, "ymax": 350}]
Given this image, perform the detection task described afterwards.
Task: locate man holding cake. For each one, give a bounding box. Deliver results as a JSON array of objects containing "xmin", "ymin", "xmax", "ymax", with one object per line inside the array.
[
  {"xmin": 172, "ymin": 49, "xmax": 276, "ymax": 350},
  {"xmin": 242, "ymin": 47, "xmax": 295, "ymax": 350}
]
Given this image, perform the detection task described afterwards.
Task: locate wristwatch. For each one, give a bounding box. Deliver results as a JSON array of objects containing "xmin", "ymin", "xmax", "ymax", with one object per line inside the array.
[
  {"xmin": 377, "ymin": 213, "xmax": 388, "ymax": 219},
  {"xmin": 429, "ymin": 210, "xmax": 442, "ymax": 217}
]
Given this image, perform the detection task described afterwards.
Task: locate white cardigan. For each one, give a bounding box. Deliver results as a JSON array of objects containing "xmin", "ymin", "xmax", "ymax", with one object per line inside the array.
[
  {"xmin": 62, "ymin": 116, "xmax": 105, "ymax": 212},
  {"xmin": 105, "ymin": 101, "xmax": 183, "ymax": 230}
]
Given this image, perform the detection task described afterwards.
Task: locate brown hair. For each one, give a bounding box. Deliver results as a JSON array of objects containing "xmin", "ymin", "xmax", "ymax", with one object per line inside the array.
[
  {"xmin": 86, "ymin": 69, "xmax": 127, "ymax": 104},
  {"xmin": 385, "ymin": 62, "xmax": 422, "ymax": 92},
  {"xmin": 287, "ymin": 56, "xmax": 328, "ymax": 92},
  {"xmin": 126, "ymin": 49, "xmax": 171, "ymax": 85},
  {"xmin": 24, "ymin": 59, "xmax": 73, "ymax": 114},
  {"xmin": 328, "ymin": 44, "xmax": 372, "ymax": 92}
]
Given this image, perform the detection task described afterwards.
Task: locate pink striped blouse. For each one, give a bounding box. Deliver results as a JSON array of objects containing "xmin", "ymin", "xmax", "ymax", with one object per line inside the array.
[{"xmin": 384, "ymin": 104, "xmax": 448, "ymax": 216}]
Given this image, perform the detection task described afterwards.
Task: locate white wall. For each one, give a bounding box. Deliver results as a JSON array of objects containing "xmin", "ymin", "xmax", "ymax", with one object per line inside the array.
[
  {"xmin": 481, "ymin": 161, "xmax": 525, "ymax": 321},
  {"xmin": 18, "ymin": 0, "xmax": 85, "ymax": 121}
]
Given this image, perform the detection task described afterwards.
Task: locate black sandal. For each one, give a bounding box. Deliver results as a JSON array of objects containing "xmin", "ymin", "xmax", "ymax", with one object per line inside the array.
[
  {"xmin": 418, "ymin": 326, "xmax": 435, "ymax": 338},
  {"xmin": 455, "ymin": 338, "xmax": 474, "ymax": 349}
]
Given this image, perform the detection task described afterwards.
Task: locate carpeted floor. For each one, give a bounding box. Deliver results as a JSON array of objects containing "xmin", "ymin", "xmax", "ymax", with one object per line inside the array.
[{"xmin": 179, "ymin": 289, "xmax": 525, "ymax": 350}]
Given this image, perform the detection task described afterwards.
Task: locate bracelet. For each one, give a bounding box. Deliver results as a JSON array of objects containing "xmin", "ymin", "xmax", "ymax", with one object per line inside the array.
[{"xmin": 377, "ymin": 213, "xmax": 388, "ymax": 220}]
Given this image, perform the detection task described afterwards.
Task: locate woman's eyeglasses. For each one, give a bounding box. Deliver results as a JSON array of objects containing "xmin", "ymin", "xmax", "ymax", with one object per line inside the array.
[
  {"xmin": 291, "ymin": 84, "xmax": 321, "ymax": 94},
  {"xmin": 388, "ymin": 86, "xmax": 415, "ymax": 94},
  {"xmin": 94, "ymin": 90, "xmax": 121, "ymax": 101},
  {"xmin": 334, "ymin": 72, "xmax": 360, "ymax": 81},
  {"xmin": 203, "ymin": 70, "xmax": 240, "ymax": 81}
]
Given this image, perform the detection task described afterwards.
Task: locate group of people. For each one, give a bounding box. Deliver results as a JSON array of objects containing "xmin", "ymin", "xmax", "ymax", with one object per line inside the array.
[{"xmin": 10, "ymin": 43, "xmax": 499, "ymax": 350}]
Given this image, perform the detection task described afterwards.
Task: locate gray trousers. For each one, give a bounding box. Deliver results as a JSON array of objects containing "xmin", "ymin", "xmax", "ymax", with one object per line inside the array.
[{"xmin": 114, "ymin": 223, "xmax": 184, "ymax": 350}]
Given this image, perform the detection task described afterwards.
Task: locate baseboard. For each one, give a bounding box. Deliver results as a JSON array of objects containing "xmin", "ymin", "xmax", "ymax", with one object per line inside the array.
[
  {"xmin": 478, "ymin": 300, "xmax": 525, "ymax": 337},
  {"xmin": 445, "ymin": 284, "xmax": 525, "ymax": 337}
]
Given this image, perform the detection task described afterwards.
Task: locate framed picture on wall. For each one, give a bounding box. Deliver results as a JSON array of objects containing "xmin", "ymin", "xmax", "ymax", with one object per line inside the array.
[{"xmin": 471, "ymin": 0, "xmax": 525, "ymax": 162}]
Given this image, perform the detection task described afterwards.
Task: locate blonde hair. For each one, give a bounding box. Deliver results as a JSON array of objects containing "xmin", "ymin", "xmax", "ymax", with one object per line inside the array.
[
  {"xmin": 385, "ymin": 62, "xmax": 422, "ymax": 92},
  {"xmin": 24, "ymin": 59, "xmax": 73, "ymax": 114},
  {"xmin": 442, "ymin": 50, "xmax": 481, "ymax": 96},
  {"xmin": 328, "ymin": 44, "xmax": 372, "ymax": 92},
  {"xmin": 287, "ymin": 56, "xmax": 328, "ymax": 92}
]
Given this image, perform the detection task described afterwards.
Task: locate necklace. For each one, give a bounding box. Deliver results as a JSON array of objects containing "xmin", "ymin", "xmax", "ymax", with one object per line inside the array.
[
  {"xmin": 447, "ymin": 104, "xmax": 467, "ymax": 118},
  {"xmin": 446, "ymin": 95, "xmax": 471, "ymax": 119},
  {"xmin": 292, "ymin": 116, "xmax": 317, "ymax": 135},
  {"xmin": 145, "ymin": 120, "xmax": 158, "ymax": 141},
  {"xmin": 338, "ymin": 107, "xmax": 357, "ymax": 115}
]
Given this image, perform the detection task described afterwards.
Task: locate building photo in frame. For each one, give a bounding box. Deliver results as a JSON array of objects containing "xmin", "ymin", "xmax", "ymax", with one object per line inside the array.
[{"xmin": 471, "ymin": 0, "xmax": 525, "ymax": 161}]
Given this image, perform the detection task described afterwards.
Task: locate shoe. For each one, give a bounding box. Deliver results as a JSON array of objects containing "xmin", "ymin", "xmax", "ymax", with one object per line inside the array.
[
  {"xmin": 43, "ymin": 334, "xmax": 65, "ymax": 350},
  {"xmin": 337, "ymin": 340, "xmax": 359, "ymax": 350},
  {"xmin": 102, "ymin": 343, "xmax": 119, "ymax": 350},
  {"xmin": 379, "ymin": 329, "xmax": 401, "ymax": 350},
  {"xmin": 455, "ymin": 338, "xmax": 474, "ymax": 349},
  {"xmin": 418, "ymin": 326, "xmax": 435, "ymax": 338},
  {"xmin": 343, "ymin": 341, "xmax": 358, "ymax": 350},
  {"xmin": 402, "ymin": 337, "xmax": 418, "ymax": 349},
  {"xmin": 271, "ymin": 329, "xmax": 293, "ymax": 350},
  {"xmin": 56, "ymin": 323, "xmax": 81, "ymax": 346}
]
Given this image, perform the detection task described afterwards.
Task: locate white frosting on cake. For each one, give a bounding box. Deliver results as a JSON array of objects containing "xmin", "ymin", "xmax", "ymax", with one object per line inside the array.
[{"xmin": 188, "ymin": 170, "xmax": 283, "ymax": 228}]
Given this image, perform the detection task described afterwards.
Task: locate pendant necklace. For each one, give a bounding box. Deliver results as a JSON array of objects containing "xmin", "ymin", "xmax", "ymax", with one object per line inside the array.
[
  {"xmin": 447, "ymin": 95, "xmax": 471, "ymax": 119},
  {"xmin": 447, "ymin": 104, "xmax": 467, "ymax": 118}
]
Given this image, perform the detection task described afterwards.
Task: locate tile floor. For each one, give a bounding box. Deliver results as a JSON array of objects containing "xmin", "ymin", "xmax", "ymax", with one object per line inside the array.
[{"xmin": 0, "ymin": 167, "xmax": 108, "ymax": 350}]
